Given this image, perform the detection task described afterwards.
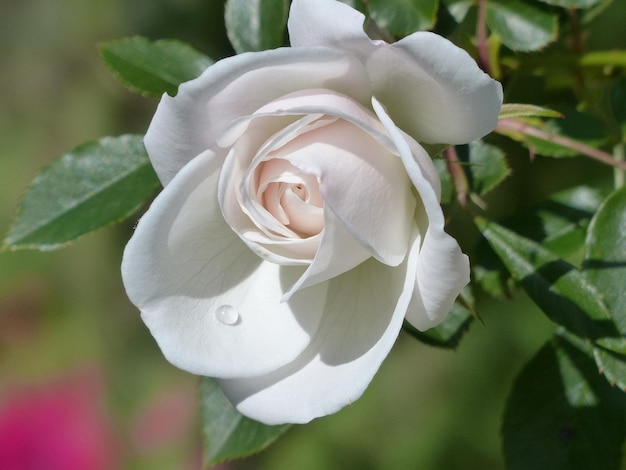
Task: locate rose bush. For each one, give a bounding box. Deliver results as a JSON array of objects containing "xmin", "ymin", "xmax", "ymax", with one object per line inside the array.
[{"xmin": 122, "ymin": 0, "xmax": 502, "ymax": 424}]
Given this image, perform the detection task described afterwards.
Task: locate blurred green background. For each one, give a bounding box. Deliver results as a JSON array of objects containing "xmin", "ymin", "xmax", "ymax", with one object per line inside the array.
[{"xmin": 4, "ymin": 0, "xmax": 624, "ymax": 468}]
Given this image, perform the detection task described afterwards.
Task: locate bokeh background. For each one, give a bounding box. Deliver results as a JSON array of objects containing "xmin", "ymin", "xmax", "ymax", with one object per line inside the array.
[{"xmin": 2, "ymin": 0, "xmax": 624, "ymax": 468}]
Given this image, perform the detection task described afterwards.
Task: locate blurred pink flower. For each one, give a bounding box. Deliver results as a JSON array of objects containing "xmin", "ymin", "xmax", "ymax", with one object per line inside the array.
[
  {"xmin": 130, "ymin": 384, "xmax": 196, "ymax": 454},
  {"xmin": 0, "ymin": 370, "xmax": 118, "ymax": 470}
]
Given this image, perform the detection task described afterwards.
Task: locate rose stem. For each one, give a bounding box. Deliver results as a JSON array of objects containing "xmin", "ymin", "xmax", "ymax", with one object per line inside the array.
[
  {"xmin": 444, "ymin": 146, "xmax": 469, "ymax": 207},
  {"xmin": 476, "ymin": 0, "xmax": 492, "ymax": 76},
  {"xmin": 496, "ymin": 118, "xmax": 626, "ymax": 170}
]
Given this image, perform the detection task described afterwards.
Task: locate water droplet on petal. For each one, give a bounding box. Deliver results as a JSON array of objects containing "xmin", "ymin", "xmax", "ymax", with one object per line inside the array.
[{"xmin": 214, "ymin": 305, "xmax": 239, "ymax": 325}]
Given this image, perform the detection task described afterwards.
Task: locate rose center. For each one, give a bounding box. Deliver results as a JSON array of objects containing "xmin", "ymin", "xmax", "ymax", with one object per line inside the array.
[
  {"xmin": 293, "ymin": 183, "xmax": 305, "ymax": 199},
  {"xmin": 255, "ymin": 159, "xmax": 324, "ymax": 237}
]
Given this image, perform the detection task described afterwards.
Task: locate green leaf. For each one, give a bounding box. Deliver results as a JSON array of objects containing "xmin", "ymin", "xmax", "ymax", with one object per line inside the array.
[
  {"xmin": 539, "ymin": 187, "xmax": 605, "ymax": 256},
  {"xmin": 472, "ymin": 263, "xmax": 515, "ymax": 298},
  {"xmin": 3, "ymin": 135, "xmax": 160, "ymax": 251},
  {"xmin": 473, "ymin": 187, "xmax": 604, "ymax": 298},
  {"xmin": 476, "ymin": 218, "xmax": 616, "ymax": 339},
  {"xmin": 442, "ymin": 0, "xmax": 473, "ymax": 23},
  {"xmin": 536, "ymin": 0, "xmax": 604, "ymax": 8},
  {"xmin": 468, "ymin": 140, "xmax": 510, "ymax": 196},
  {"xmin": 596, "ymin": 337, "xmax": 626, "ymax": 355},
  {"xmin": 514, "ymin": 186, "xmax": 604, "ymax": 257},
  {"xmin": 403, "ymin": 286, "xmax": 474, "ymax": 349},
  {"xmin": 486, "ymin": 0, "xmax": 558, "ymax": 52},
  {"xmin": 340, "ymin": 0, "xmax": 368, "ymax": 12},
  {"xmin": 583, "ymin": 186, "xmax": 626, "ymax": 390},
  {"xmin": 580, "ymin": 50, "xmax": 626, "ymax": 68},
  {"xmin": 473, "ymin": 186, "xmax": 602, "ymax": 301},
  {"xmin": 225, "ymin": 0, "xmax": 289, "ymax": 54},
  {"xmin": 200, "ymin": 377, "xmax": 290, "ymax": 465},
  {"xmin": 593, "ymin": 346, "xmax": 626, "ymax": 391},
  {"xmin": 502, "ymin": 331, "xmax": 626, "ymax": 470},
  {"xmin": 99, "ymin": 37, "xmax": 212, "ymax": 97},
  {"xmin": 367, "ymin": 0, "xmax": 439, "ymax": 35},
  {"xmin": 581, "ymin": 0, "xmax": 616, "ymax": 23},
  {"xmin": 499, "ymin": 103, "xmax": 563, "ymax": 120},
  {"xmin": 583, "ymin": 185, "xmax": 626, "ymax": 331}
]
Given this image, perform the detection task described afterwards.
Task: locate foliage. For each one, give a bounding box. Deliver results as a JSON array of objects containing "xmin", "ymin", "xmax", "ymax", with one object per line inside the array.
[
  {"xmin": 3, "ymin": 0, "xmax": 626, "ymax": 467},
  {"xmin": 3, "ymin": 135, "xmax": 160, "ymax": 251},
  {"xmin": 200, "ymin": 378, "xmax": 290, "ymax": 465}
]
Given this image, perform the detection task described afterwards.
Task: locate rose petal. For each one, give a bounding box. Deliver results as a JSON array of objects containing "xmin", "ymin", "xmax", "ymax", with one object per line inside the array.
[
  {"xmin": 276, "ymin": 116, "xmax": 414, "ymax": 266},
  {"xmin": 408, "ymin": 228, "xmax": 471, "ymax": 331},
  {"xmin": 219, "ymin": 90, "xmax": 415, "ymax": 295},
  {"xmin": 220, "ymin": 243, "xmax": 418, "ymax": 424},
  {"xmin": 222, "ymin": 109, "xmax": 373, "ymax": 300},
  {"xmin": 252, "ymin": 90, "xmax": 414, "ymax": 266},
  {"xmin": 288, "ymin": 0, "xmax": 502, "ymax": 144},
  {"xmin": 219, "ymin": 114, "xmax": 327, "ymax": 263},
  {"xmin": 255, "ymin": 158, "xmax": 324, "ymax": 236},
  {"xmin": 122, "ymin": 151, "xmax": 327, "ymax": 378},
  {"xmin": 218, "ymin": 90, "xmax": 415, "ymax": 298},
  {"xmin": 369, "ymin": 33, "xmax": 503, "ymax": 144},
  {"xmin": 372, "ymin": 97, "xmax": 470, "ymax": 330},
  {"xmin": 282, "ymin": 207, "xmax": 370, "ymax": 301},
  {"xmin": 145, "ymin": 47, "xmax": 371, "ymax": 186},
  {"xmin": 288, "ymin": 0, "xmax": 372, "ymax": 50}
]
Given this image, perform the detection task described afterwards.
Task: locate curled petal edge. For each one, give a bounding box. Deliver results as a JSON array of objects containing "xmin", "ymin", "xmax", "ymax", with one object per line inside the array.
[{"xmin": 372, "ymin": 97, "xmax": 470, "ymax": 330}]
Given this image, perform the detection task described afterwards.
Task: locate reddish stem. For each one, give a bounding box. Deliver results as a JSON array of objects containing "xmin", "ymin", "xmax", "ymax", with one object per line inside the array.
[
  {"xmin": 444, "ymin": 146, "xmax": 469, "ymax": 207},
  {"xmin": 496, "ymin": 119, "xmax": 626, "ymax": 170},
  {"xmin": 476, "ymin": 0, "xmax": 491, "ymax": 76}
]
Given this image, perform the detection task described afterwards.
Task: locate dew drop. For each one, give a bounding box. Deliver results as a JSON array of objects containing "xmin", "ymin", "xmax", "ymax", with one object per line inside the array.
[{"xmin": 214, "ymin": 305, "xmax": 239, "ymax": 325}]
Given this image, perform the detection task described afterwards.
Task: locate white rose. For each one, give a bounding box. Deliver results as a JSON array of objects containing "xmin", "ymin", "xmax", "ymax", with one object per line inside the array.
[{"xmin": 122, "ymin": 0, "xmax": 502, "ymax": 424}]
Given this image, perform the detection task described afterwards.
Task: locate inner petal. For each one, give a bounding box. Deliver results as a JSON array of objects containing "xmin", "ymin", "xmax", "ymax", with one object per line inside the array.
[
  {"xmin": 255, "ymin": 159, "xmax": 324, "ymax": 237},
  {"xmin": 280, "ymin": 185, "xmax": 324, "ymax": 235},
  {"xmin": 268, "ymin": 118, "xmax": 415, "ymax": 267}
]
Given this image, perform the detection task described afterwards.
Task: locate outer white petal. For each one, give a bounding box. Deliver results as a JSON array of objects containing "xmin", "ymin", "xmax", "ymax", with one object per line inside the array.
[
  {"xmin": 372, "ymin": 98, "xmax": 470, "ymax": 330},
  {"xmin": 220, "ymin": 243, "xmax": 418, "ymax": 424},
  {"xmin": 407, "ymin": 227, "xmax": 471, "ymax": 331},
  {"xmin": 288, "ymin": 0, "xmax": 372, "ymax": 49},
  {"xmin": 369, "ymin": 33, "xmax": 503, "ymax": 144},
  {"xmin": 144, "ymin": 47, "xmax": 371, "ymax": 186},
  {"xmin": 288, "ymin": 0, "xmax": 503, "ymax": 144},
  {"xmin": 121, "ymin": 151, "xmax": 327, "ymax": 378}
]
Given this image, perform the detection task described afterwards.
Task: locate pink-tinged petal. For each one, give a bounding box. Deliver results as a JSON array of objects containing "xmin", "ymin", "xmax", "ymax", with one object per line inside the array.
[
  {"xmin": 122, "ymin": 151, "xmax": 327, "ymax": 378},
  {"xmin": 288, "ymin": 0, "xmax": 372, "ymax": 49},
  {"xmin": 278, "ymin": 117, "xmax": 414, "ymax": 266},
  {"xmin": 369, "ymin": 32, "xmax": 503, "ymax": 144},
  {"xmin": 255, "ymin": 90, "xmax": 414, "ymax": 266},
  {"xmin": 220, "ymin": 242, "xmax": 419, "ymax": 424},
  {"xmin": 372, "ymin": 98, "xmax": 470, "ymax": 330},
  {"xmin": 219, "ymin": 90, "xmax": 414, "ymax": 296},
  {"xmin": 144, "ymin": 47, "xmax": 371, "ymax": 186},
  {"xmin": 219, "ymin": 114, "xmax": 326, "ymax": 264}
]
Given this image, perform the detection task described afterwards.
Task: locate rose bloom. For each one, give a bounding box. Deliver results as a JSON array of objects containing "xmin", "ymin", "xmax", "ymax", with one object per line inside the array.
[{"xmin": 122, "ymin": 0, "xmax": 502, "ymax": 424}]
